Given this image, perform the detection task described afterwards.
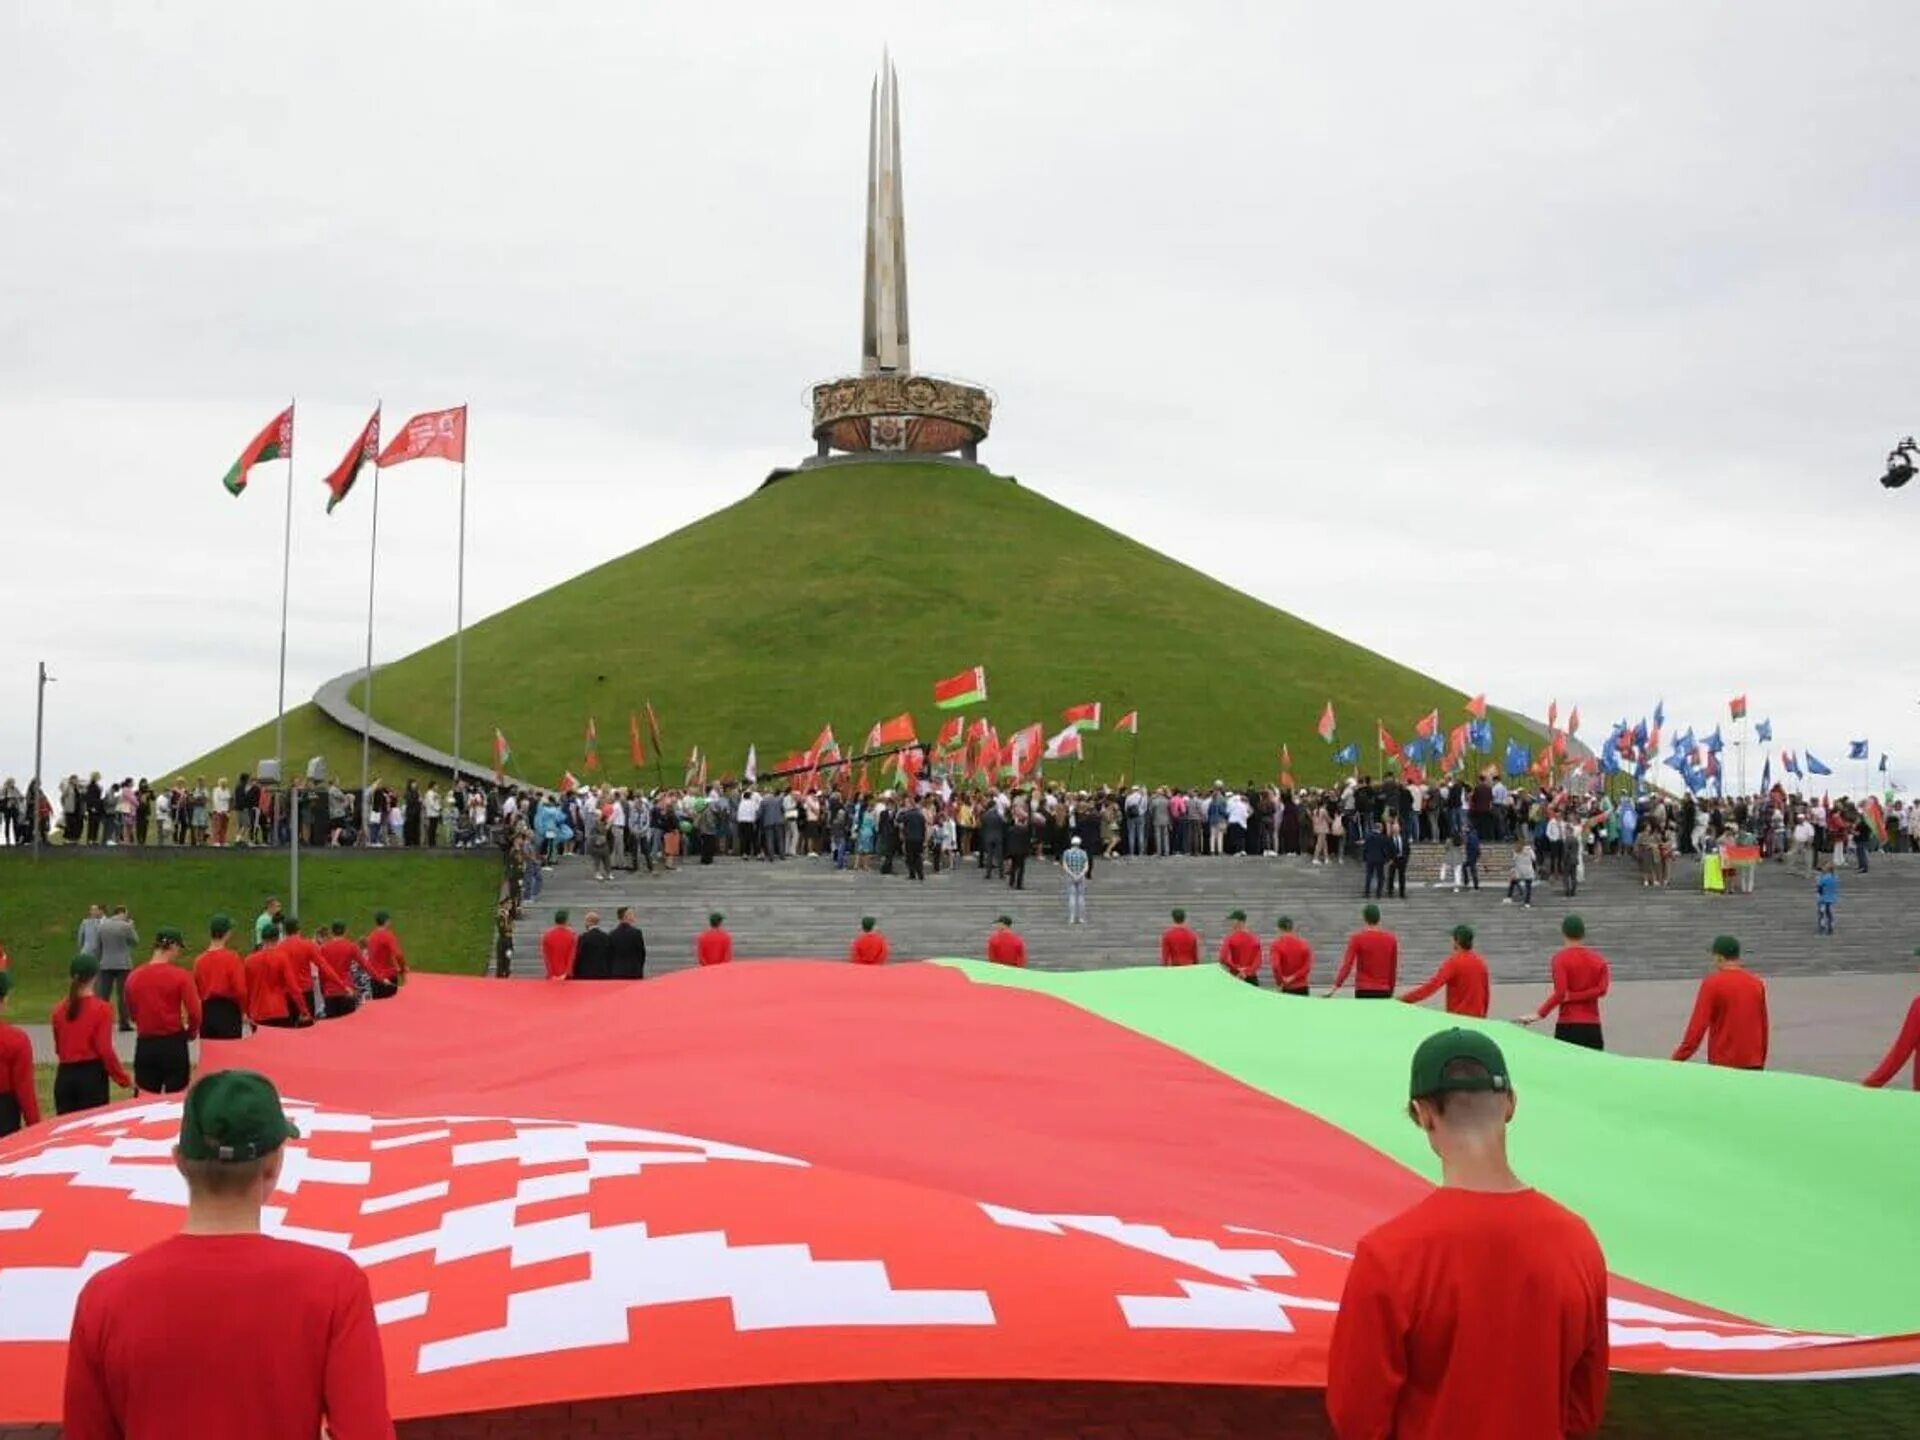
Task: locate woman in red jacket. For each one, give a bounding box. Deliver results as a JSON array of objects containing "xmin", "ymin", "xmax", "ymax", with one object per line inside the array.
[{"xmin": 52, "ymin": 956, "xmax": 132, "ymax": 1114}]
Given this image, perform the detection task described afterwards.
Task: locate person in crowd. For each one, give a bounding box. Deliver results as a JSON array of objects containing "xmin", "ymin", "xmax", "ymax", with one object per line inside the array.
[
  {"xmin": 696, "ymin": 912, "xmax": 734, "ymax": 966},
  {"xmin": 244, "ymin": 925, "xmax": 310, "ymax": 1030},
  {"xmin": 1398, "ymin": 925, "xmax": 1490, "ymax": 1018},
  {"xmin": 0, "ymin": 972, "xmax": 38, "ymax": 1135},
  {"xmin": 276, "ymin": 918, "xmax": 326, "ymax": 1016},
  {"xmin": 192, "ymin": 915, "xmax": 248, "ymax": 1041},
  {"xmin": 1671, "ymin": 935, "xmax": 1768, "ymax": 1070},
  {"xmin": 76, "ymin": 902, "xmax": 104, "ymax": 971},
  {"xmin": 1005, "ymin": 805, "xmax": 1032, "ymax": 890},
  {"xmin": 1518, "ymin": 915, "xmax": 1611, "ymax": 1050},
  {"xmin": 1219, "ymin": 910, "xmax": 1262, "ymax": 985},
  {"xmin": 492, "ymin": 896, "xmax": 516, "ymax": 978},
  {"xmin": 318, "ymin": 922, "xmax": 363, "ymax": 1018},
  {"xmin": 253, "ymin": 897, "xmax": 283, "ymax": 948},
  {"xmin": 1504, "ymin": 838, "xmax": 1536, "ymax": 908},
  {"xmin": 1326, "ymin": 1029, "xmax": 1608, "ymax": 1439},
  {"xmin": 364, "ymin": 910, "xmax": 407, "ymax": 996},
  {"xmin": 94, "ymin": 904, "xmax": 138, "ymax": 1032},
  {"xmin": 1061, "ymin": 833, "xmax": 1091, "ymax": 924},
  {"xmin": 1270, "ymin": 915, "xmax": 1313, "ymax": 994},
  {"xmin": 53, "ymin": 957, "xmax": 132, "ymax": 1113},
  {"xmin": 609, "ymin": 905, "xmax": 648, "ymax": 979},
  {"xmin": 542, "ymin": 909, "xmax": 578, "ymax": 979},
  {"xmin": 1385, "ymin": 817, "xmax": 1410, "ymax": 899},
  {"xmin": 850, "ymin": 916, "xmax": 890, "ymax": 966},
  {"xmin": 1815, "ymin": 864, "xmax": 1838, "ymax": 935},
  {"xmin": 1863, "ymin": 946, "xmax": 1920, "ymax": 1088},
  {"xmin": 1160, "ymin": 907, "xmax": 1200, "ymax": 967},
  {"xmin": 1329, "ymin": 905, "xmax": 1399, "ymax": 999},
  {"xmin": 985, "ymin": 914, "xmax": 1027, "ymax": 968},
  {"xmin": 62, "ymin": 1069, "xmax": 395, "ymax": 1439},
  {"xmin": 1361, "ymin": 822, "xmax": 1391, "ymax": 900},
  {"xmin": 898, "ymin": 797, "xmax": 928, "ymax": 881},
  {"xmin": 572, "ymin": 910, "xmax": 613, "ymax": 980},
  {"xmin": 125, "ymin": 928, "xmax": 200, "ymax": 1093}
]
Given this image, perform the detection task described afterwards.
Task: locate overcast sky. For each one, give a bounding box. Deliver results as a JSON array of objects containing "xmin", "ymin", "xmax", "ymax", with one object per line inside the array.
[{"xmin": 3, "ymin": 2, "xmax": 1915, "ymax": 790}]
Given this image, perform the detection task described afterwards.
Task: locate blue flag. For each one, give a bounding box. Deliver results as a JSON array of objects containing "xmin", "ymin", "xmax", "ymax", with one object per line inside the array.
[
  {"xmin": 1761, "ymin": 756, "xmax": 1772, "ymax": 790},
  {"xmin": 1332, "ymin": 742, "xmax": 1359, "ymax": 765},
  {"xmin": 1881, "ymin": 753, "xmax": 1890, "ymax": 773},
  {"xmin": 1468, "ymin": 718, "xmax": 1493, "ymax": 754},
  {"xmin": 1755, "ymin": 718, "xmax": 1772, "ymax": 744},
  {"xmin": 1631, "ymin": 719, "xmax": 1649, "ymax": 749},
  {"xmin": 1504, "ymin": 739, "xmax": 1531, "ymax": 777},
  {"xmin": 1600, "ymin": 745, "xmax": 1621, "ymax": 776},
  {"xmin": 1703, "ymin": 726, "xmax": 1723, "ymax": 755},
  {"xmin": 1805, "ymin": 752, "xmax": 1833, "ymax": 777},
  {"xmin": 1674, "ymin": 726, "xmax": 1695, "ymax": 755},
  {"xmin": 1848, "ymin": 740, "xmax": 1869, "ymax": 761},
  {"xmin": 1653, "ymin": 698, "xmax": 1666, "ymax": 730}
]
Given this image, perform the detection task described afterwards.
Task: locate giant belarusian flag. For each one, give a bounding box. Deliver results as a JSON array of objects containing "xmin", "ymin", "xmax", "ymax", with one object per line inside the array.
[
  {"xmin": 933, "ymin": 665, "xmax": 987, "ymax": 710},
  {"xmin": 220, "ymin": 405, "xmax": 294, "ymax": 495},
  {"xmin": 1, "ymin": 965, "xmax": 1914, "ymax": 1428}
]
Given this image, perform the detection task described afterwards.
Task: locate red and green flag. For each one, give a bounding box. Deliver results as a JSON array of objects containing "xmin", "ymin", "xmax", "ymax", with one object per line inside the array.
[
  {"xmin": 1317, "ymin": 701, "xmax": 1336, "ymax": 742},
  {"xmin": 1864, "ymin": 795, "xmax": 1888, "ymax": 844},
  {"xmin": 1062, "ymin": 702, "xmax": 1101, "ymax": 732},
  {"xmin": 1465, "ymin": 693, "xmax": 1487, "ymax": 719},
  {"xmin": 1730, "ymin": 694, "xmax": 1748, "ymax": 721},
  {"xmin": 627, "ymin": 712, "xmax": 645, "ymax": 768},
  {"xmin": 583, "ymin": 717, "xmax": 600, "ymax": 772},
  {"xmin": 491, "ymin": 727, "xmax": 511, "ymax": 780},
  {"xmin": 322, "ymin": 407, "xmax": 381, "ymax": 513},
  {"xmin": 1114, "ymin": 710, "xmax": 1138, "ymax": 735},
  {"xmin": 933, "ymin": 665, "xmax": 987, "ymax": 710},
  {"xmin": 221, "ymin": 405, "xmax": 294, "ymax": 496}
]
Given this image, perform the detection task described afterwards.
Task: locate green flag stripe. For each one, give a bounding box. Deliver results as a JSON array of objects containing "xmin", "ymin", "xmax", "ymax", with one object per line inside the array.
[{"xmin": 222, "ymin": 438, "xmax": 285, "ymax": 496}]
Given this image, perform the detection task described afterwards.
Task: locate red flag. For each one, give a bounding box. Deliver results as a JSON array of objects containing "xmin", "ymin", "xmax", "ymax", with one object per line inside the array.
[
  {"xmin": 1566, "ymin": 706, "xmax": 1581, "ymax": 737},
  {"xmin": 628, "ymin": 713, "xmax": 645, "ymax": 767},
  {"xmin": 1062, "ymin": 703, "xmax": 1102, "ymax": 732},
  {"xmin": 1114, "ymin": 710, "xmax": 1139, "ymax": 735},
  {"xmin": 646, "ymin": 702, "xmax": 665, "ymax": 761},
  {"xmin": 1316, "ymin": 702, "xmax": 1336, "ymax": 742},
  {"xmin": 806, "ymin": 725, "xmax": 837, "ymax": 768},
  {"xmin": 491, "ymin": 728, "xmax": 511, "ymax": 782},
  {"xmin": 1447, "ymin": 724, "xmax": 1468, "ymax": 764},
  {"xmin": 936, "ymin": 715, "xmax": 963, "ymax": 749},
  {"xmin": 1377, "ymin": 723, "xmax": 1401, "ymax": 758},
  {"xmin": 1414, "ymin": 709, "xmax": 1439, "ymax": 739},
  {"xmin": 857, "ymin": 762, "xmax": 873, "ymax": 795},
  {"xmin": 1552, "ymin": 732, "xmax": 1569, "ymax": 758},
  {"xmin": 583, "ymin": 717, "xmax": 601, "ymax": 772},
  {"xmin": 1547, "ymin": 699, "xmax": 1559, "ymax": 732},
  {"xmin": 1464, "ymin": 694, "xmax": 1487, "ymax": 720},
  {"xmin": 1729, "ymin": 694, "xmax": 1748, "ymax": 721},
  {"xmin": 873, "ymin": 713, "xmax": 917, "ymax": 748},
  {"xmin": 1044, "ymin": 726, "xmax": 1083, "ymax": 762},
  {"xmin": 221, "ymin": 405, "xmax": 294, "ymax": 496},
  {"xmin": 1401, "ymin": 762, "xmax": 1426, "ymax": 784},
  {"xmin": 932, "ymin": 665, "xmax": 988, "ymax": 710},
  {"xmin": 560, "ymin": 770, "xmax": 580, "ymax": 793},
  {"xmin": 376, "ymin": 405, "xmax": 466, "ymax": 467},
  {"xmin": 321, "ymin": 407, "xmax": 381, "ymax": 513}
]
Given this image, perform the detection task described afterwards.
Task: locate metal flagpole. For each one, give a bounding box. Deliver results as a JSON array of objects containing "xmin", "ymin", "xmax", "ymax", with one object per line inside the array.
[
  {"xmin": 32, "ymin": 661, "xmax": 48, "ymax": 860},
  {"xmin": 359, "ymin": 413, "xmax": 382, "ymax": 843},
  {"xmin": 276, "ymin": 398, "xmax": 296, "ymax": 847},
  {"xmin": 451, "ymin": 408, "xmax": 468, "ymax": 785}
]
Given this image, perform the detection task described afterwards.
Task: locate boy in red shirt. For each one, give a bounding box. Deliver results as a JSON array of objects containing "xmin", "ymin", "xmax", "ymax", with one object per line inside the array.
[
  {"xmin": 1219, "ymin": 910, "xmax": 1262, "ymax": 985},
  {"xmin": 1864, "ymin": 945, "xmax": 1920, "ymax": 1088},
  {"xmin": 1671, "ymin": 935, "xmax": 1769, "ymax": 1069},
  {"xmin": 849, "ymin": 916, "xmax": 890, "ymax": 965},
  {"xmin": 542, "ymin": 909, "xmax": 579, "ymax": 978},
  {"xmin": 0, "ymin": 971, "xmax": 39, "ymax": 1135},
  {"xmin": 125, "ymin": 929, "xmax": 201, "ymax": 1094},
  {"xmin": 1326, "ymin": 1029, "xmax": 1609, "ymax": 1439},
  {"xmin": 1399, "ymin": 925, "xmax": 1491, "ymax": 1018},
  {"xmin": 1159, "ymin": 908, "xmax": 1199, "ymax": 966},
  {"xmin": 317, "ymin": 922, "xmax": 363, "ymax": 1019},
  {"xmin": 1270, "ymin": 915, "xmax": 1313, "ymax": 995},
  {"xmin": 1329, "ymin": 905, "xmax": 1398, "ymax": 998},
  {"xmin": 191, "ymin": 915, "xmax": 248, "ymax": 1041},
  {"xmin": 696, "ymin": 912, "xmax": 735, "ymax": 967},
  {"xmin": 244, "ymin": 929, "xmax": 311, "ymax": 1030},
  {"xmin": 984, "ymin": 915, "xmax": 1026, "ymax": 968},
  {"xmin": 1518, "ymin": 915, "xmax": 1611, "ymax": 1049},
  {"xmin": 363, "ymin": 910, "xmax": 406, "ymax": 998},
  {"xmin": 63, "ymin": 1069, "xmax": 394, "ymax": 1439}
]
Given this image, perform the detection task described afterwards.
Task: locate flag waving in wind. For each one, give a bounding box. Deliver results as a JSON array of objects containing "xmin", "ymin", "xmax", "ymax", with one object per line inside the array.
[
  {"xmin": 1114, "ymin": 711, "xmax": 1138, "ymax": 735},
  {"xmin": 582, "ymin": 718, "xmax": 600, "ymax": 772},
  {"xmin": 1849, "ymin": 740, "xmax": 1870, "ymax": 762},
  {"xmin": 376, "ymin": 405, "xmax": 466, "ymax": 467},
  {"xmin": 1729, "ymin": 695, "xmax": 1748, "ymax": 721},
  {"xmin": 628, "ymin": 713, "xmax": 646, "ymax": 768},
  {"xmin": 492, "ymin": 728, "xmax": 511, "ymax": 781},
  {"xmin": 221, "ymin": 405, "xmax": 294, "ymax": 496},
  {"xmin": 1332, "ymin": 742, "xmax": 1359, "ymax": 766},
  {"xmin": 1317, "ymin": 702, "xmax": 1337, "ymax": 742},
  {"xmin": 322, "ymin": 407, "xmax": 381, "ymax": 513},
  {"xmin": 1464, "ymin": 694, "xmax": 1487, "ymax": 720},
  {"xmin": 1062, "ymin": 703, "xmax": 1102, "ymax": 732},
  {"xmin": 1805, "ymin": 752, "xmax": 1833, "ymax": 777},
  {"xmin": 933, "ymin": 666, "xmax": 988, "ymax": 710},
  {"xmin": 1756, "ymin": 718, "xmax": 1773, "ymax": 744}
]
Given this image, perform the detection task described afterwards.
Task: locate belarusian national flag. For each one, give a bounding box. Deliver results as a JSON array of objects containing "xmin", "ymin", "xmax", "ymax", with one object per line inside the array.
[
  {"xmin": 936, "ymin": 716, "xmax": 963, "ymax": 750},
  {"xmin": 1464, "ymin": 693, "xmax": 1488, "ymax": 719},
  {"xmin": 1062, "ymin": 702, "xmax": 1101, "ymax": 732},
  {"xmin": 933, "ymin": 666, "xmax": 987, "ymax": 710},
  {"xmin": 1729, "ymin": 694, "xmax": 1748, "ymax": 721},
  {"xmin": 322, "ymin": 407, "xmax": 381, "ymax": 513},
  {"xmin": 1044, "ymin": 725, "xmax": 1083, "ymax": 762},
  {"xmin": 560, "ymin": 770, "xmax": 580, "ymax": 793},
  {"xmin": 1114, "ymin": 710, "xmax": 1138, "ymax": 735},
  {"xmin": 685, "ymin": 747, "xmax": 703, "ymax": 786},
  {"xmin": 1414, "ymin": 709, "xmax": 1440, "ymax": 738},
  {"xmin": 583, "ymin": 717, "xmax": 600, "ymax": 772},
  {"xmin": 873, "ymin": 713, "xmax": 918, "ymax": 747},
  {"xmin": 221, "ymin": 405, "xmax": 294, "ymax": 496},
  {"xmin": 1377, "ymin": 723, "xmax": 1401, "ymax": 757},
  {"xmin": 628, "ymin": 712, "xmax": 645, "ymax": 767},
  {"xmin": 492, "ymin": 727, "xmax": 511, "ymax": 780},
  {"xmin": 377, "ymin": 405, "xmax": 466, "ymax": 468},
  {"xmin": 3, "ymin": 964, "xmax": 1912, "ymax": 1429},
  {"xmin": 1317, "ymin": 702, "xmax": 1336, "ymax": 742}
]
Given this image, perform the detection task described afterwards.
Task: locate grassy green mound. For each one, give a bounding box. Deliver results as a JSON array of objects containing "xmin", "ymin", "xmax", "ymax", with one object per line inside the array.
[
  {"xmin": 190, "ymin": 462, "xmax": 1541, "ymax": 786},
  {"xmin": 171, "ymin": 702, "xmax": 448, "ymax": 798},
  {"xmin": 0, "ymin": 851, "xmax": 499, "ymax": 1017}
]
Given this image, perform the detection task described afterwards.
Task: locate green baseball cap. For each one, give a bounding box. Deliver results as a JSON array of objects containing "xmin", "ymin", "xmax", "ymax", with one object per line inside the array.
[
  {"xmin": 70, "ymin": 954, "xmax": 99, "ymax": 982},
  {"xmin": 994, "ymin": 914, "xmax": 1013, "ymax": 926},
  {"xmin": 155, "ymin": 927, "xmax": 184, "ymax": 948},
  {"xmin": 178, "ymin": 1070, "xmax": 301, "ymax": 1163},
  {"xmin": 1409, "ymin": 1028, "xmax": 1512, "ymax": 1100},
  {"xmin": 209, "ymin": 913, "xmax": 233, "ymax": 937},
  {"xmin": 1362, "ymin": 904, "xmax": 1381, "ymax": 924},
  {"xmin": 860, "ymin": 916, "xmax": 876, "ymax": 931},
  {"xmin": 1228, "ymin": 909, "xmax": 1247, "ymax": 922},
  {"xmin": 1712, "ymin": 934, "xmax": 1740, "ymax": 959},
  {"xmin": 1452, "ymin": 924, "xmax": 1475, "ymax": 948},
  {"xmin": 1562, "ymin": 914, "xmax": 1586, "ymax": 940},
  {"xmin": 708, "ymin": 912, "xmax": 725, "ymax": 927},
  {"xmin": 1276, "ymin": 915, "xmax": 1293, "ymax": 931}
]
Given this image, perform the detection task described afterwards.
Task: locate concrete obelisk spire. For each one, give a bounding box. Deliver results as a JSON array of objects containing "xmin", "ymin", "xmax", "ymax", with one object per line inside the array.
[{"xmin": 861, "ymin": 51, "xmax": 911, "ymax": 376}]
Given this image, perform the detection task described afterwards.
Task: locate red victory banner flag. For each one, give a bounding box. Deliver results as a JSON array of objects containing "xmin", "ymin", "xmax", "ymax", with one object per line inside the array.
[
  {"xmin": 1114, "ymin": 710, "xmax": 1139, "ymax": 735},
  {"xmin": 221, "ymin": 405, "xmax": 294, "ymax": 496},
  {"xmin": 582, "ymin": 718, "xmax": 601, "ymax": 772},
  {"xmin": 936, "ymin": 715, "xmax": 964, "ymax": 750},
  {"xmin": 1464, "ymin": 693, "xmax": 1488, "ymax": 719},
  {"xmin": 1414, "ymin": 709, "xmax": 1440, "ymax": 738},
  {"xmin": 491, "ymin": 728, "xmax": 511, "ymax": 781},
  {"xmin": 1729, "ymin": 694, "xmax": 1748, "ymax": 721},
  {"xmin": 1062, "ymin": 702, "xmax": 1102, "ymax": 732},
  {"xmin": 933, "ymin": 665, "xmax": 988, "ymax": 710},
  {"xmin": 1316, "ymin": 702, "xmax": 1336, "ymax": 742},
  {"xmin": 628, "ymin": 712, "xmax": 646, "ymax": 767},
  {"xmin": 376, "ymin": 405, "xmax": 466, "ymax": 468},
  {"xmin": 322, "ymin": 407, "xmax": 381, "ymax": 513}
]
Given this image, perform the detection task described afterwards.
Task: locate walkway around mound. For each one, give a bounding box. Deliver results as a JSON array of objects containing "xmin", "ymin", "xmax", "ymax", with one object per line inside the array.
[{"xmin": 311, "ymin": 666, "xmax": 539, "ymax": 788}]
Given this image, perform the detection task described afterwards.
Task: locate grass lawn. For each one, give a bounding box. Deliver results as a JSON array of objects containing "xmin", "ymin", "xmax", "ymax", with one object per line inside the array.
[
  {"xmin": 299, "ymin": 461, "xmax": 1547, "ymax": 788},
  {"xmin": 169, "ymin": 701, "xmax": 448, "ymax": 798},
  {"xmin": 0, "ymin": 850, "xmax": 499, "ymax": 1017}
]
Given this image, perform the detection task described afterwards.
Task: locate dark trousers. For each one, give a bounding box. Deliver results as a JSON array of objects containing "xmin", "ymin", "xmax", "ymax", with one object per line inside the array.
[
  {"xmin": 427, "ymin": 817, "xmax": 440, "ymax": 847},
  {"xmin": 1007, "ymin": 855, "xmax": 1027, "ymax": 889},
  {"xmin": 1357, "ymin": 988, "xmax": 1393, "ymax": 1000},
  {"xmin": 1508, "ymin": 878, "xmax": 1534, "ymax": 903},
  {"xmin": 201, "ymin": 996, "xmax": 245, "ymax": 1040},
  {"xmin": 369, "ymin": 979, "xmax": 399, "ymax": 1000},
  {"xmin": 1282, "ymin": 985, "xmax": 1310, "ymax": 997},
  {"xmin": 699, "ymin": 833, "xmax": 717, "ymax": 864},
  {"xmin": 1462, "ymin": 859, "xmax": 1479, "ymax": 890},
  {"xmin": 95, "ymin": 969, "xmax": 131, "ymax": 1028},
  {"xmin": 54, "ymin": 1059, "xmax": 110, "ymax": 1114},
  {"xmin": 0, "ymin": 1094, "xmax": 20, "ymax": 1136},
  {"xmin": 323, "ymin": 993, "xmax": 359, "ymax": 1019},
  {"xmin": 905, "ymin": 842, "xmax": 925, "ymax": 880},
  {"xmin": 1363, "ymin": 862, "xmax": 1385, "ymax": 898},
  {"xmin": 1389, "ymin": 860, "xmax": 1408, "ymax": 898},
  {"xmin": 1555, "ymin": 1022, "xmax": 1604, "ymax": 1050},
  {"xmin": 133, "ymin": 1033, "xmax": 191, "ymax": 1094},
  {"xmin": 983, "ymin": 839, "xmax": 1004, "ymax": 877}
]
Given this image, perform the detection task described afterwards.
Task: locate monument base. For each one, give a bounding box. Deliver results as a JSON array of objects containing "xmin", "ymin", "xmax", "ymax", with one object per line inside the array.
[{"xmin": 762, "ymin": 452, "xmax": 1015, "ymax": 490}]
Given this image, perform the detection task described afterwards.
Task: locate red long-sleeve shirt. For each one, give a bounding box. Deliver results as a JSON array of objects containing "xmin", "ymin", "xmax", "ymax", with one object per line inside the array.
[
  {"xmin": 126, "ymin": 963, "xmax": 202, "ymax": 1040},
  {"xmin": 191, "ymin": 945, "xmax": 247, "ymax": 1005},
  {"xmin": 1219, "ymin": 929, "xmax": 1262, "ymax": 978},
  {"xmin": 317, "ymin": 939, "xmax": 361, "ymax": 997},
  {"xmin": 1160, "ymin": 925, "xmax": 1200, "ymax": 967},
  {"xmin": 1334, "ymin": 929, "xmax": 1399, "ymax": 993},
  {"xmin": 1863, "ymin": 994, "xmax": 1920, "ymax": 1089},
  {"xmin": 696, "ymin": 928, "xmax": 734, "ymax": 967},
  {"xmin": 244, "ymin": 945, "xmax": 309, "ymax": 1025},
  {"xmin": 1399, "ymin": 950, "xmax": 1491, "ymax": 1018},
  {"xmin": 1327, "ymin": 1188, "xmax": 1609, "ymax": 1440},
  {"xmin": 985, "ymin": 930, "xmax": 1026, "ymax": 968},
  {"xmin": 543, "ymin": 925, "xmax": 579, "ymax": 978},
  {"xmin": 278, "ymin": 936, "xmax": 325, "ymax": 997},
  {"xmin": 363, "ymin": 927, "xmax": 405, "ymax": 984},
  {"xmin": 1270, "ymin": 934, "xmax": 1313, "ymax": 990},
  {"xmin": 50, "ymin": 996, "xmax": 132, "ymax": 1088},
  {"xmin": 850, "ymin": 932, "xmax": 890, "ymax": 965},
  {"xmin": 1535, "ymin": 946, "xmax": 1611, "ymax": 1025},
  {"xmin": 63, "ymin": 1232, "xmax": 395, "ymax": 1440},
  {"xmin": 0, "ymin": 1021, "xmax": 38, "ymax": 1128},
  {"xmin": 1672, "ymin": 965, "xmax": 1769, "ymax": 1068}
]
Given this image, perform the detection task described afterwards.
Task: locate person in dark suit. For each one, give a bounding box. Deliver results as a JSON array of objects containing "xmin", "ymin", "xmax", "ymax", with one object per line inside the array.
[
  {"xmin": 1006, "ymin": 809, "xmax": 1033, "ymax": 890},
  {"xmin": 608, "ymin": 906, "xmax": 647, "ymax": 979},
  {"xmin": 898, "ymin": 801, "xmax": 928, "ymax": 882},
  {"xmin": 1362, "ymin": 825, "xmax": 1392, "ymax": 900},
  {"xmin": 1387, "ymin": 818, "xmax": 1410, "ymax": 899},
  {"xmin": 572, "ymin": 911, "xmax": 613, "ymax": 980},
  {"xmin": 979, "ymin": 803, "xmax": 1006, "ymax": 878}
]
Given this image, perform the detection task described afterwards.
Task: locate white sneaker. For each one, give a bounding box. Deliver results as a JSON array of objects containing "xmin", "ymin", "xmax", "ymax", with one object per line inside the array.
[{"xmin": 1502, "ymin": 897, "xmax": 1513, "ymax": 905}]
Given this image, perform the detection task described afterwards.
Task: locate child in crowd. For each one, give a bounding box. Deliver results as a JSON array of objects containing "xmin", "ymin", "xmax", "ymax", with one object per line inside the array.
[
  {"xmin": 1815, "ymin": 864, "xmax": 1838, "ymax": 935},
  {"xmin": 1462, "ymin": 826, "xmax": 1482, "ymax": 891},
  {"xmin": 1440, "ymin": 830, "xmax": 1465, "ymax": 891},
  {"xmin": 1504, "ymin": 839, "xmax": 1535, "ymax": 908}
]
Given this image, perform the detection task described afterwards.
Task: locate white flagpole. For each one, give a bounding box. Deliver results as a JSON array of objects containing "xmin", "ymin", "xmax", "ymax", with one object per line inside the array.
[
  {"xmin": 359, "ymin": 405, "xmax": 383, "ymax": 843},
  {"xmin": 451, "ymin": 407, "xmax": 468, "ymax": 787}
]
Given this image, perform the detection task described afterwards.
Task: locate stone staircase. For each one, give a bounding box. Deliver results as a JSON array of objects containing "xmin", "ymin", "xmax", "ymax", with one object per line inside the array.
[{"xmin": 506, "ymin": 848, "xmax": 1916, "ymax": 985}]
